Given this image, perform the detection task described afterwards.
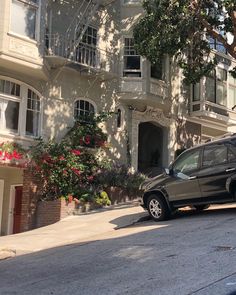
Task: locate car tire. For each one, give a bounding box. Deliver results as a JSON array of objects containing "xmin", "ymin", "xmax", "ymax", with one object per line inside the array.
[
  {"xmin": 147, "ymin": 194, "xmax": 170, "ymax": 221},
  {"xmin": 193, "ymin": 205, "xmax": 210, "ymax": 211}
]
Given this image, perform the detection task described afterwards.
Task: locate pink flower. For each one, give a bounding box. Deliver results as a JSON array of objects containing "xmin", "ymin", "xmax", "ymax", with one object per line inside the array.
[
  {"xmin": 88, "ymin": 175, "xmax": 94, "ymax": 182},
  {"xmin": 71, "ymin": 168, "xmax": 81, "ymax": 176},
  {"xmin": 71, "ymin": 149, "xmax": 81, "ymax": 156},
  {"xmin": 59, "ymin": 156, "xmax": 65, "ymax": 161},
  {"xmin": 84, "ymin": 135, "xmax": 91, "ymax": 145}
]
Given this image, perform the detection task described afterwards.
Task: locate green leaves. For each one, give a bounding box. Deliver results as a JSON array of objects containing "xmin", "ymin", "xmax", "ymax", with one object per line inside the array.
[{"xmin": 134, "ymin": 0, "xmax": 236, "ymax": 84}]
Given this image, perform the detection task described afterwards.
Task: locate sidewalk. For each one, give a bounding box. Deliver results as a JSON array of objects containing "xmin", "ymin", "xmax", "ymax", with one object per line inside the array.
[{"xmin": 0, "ymin": 202, "xmax": 147, "ymax": 260}]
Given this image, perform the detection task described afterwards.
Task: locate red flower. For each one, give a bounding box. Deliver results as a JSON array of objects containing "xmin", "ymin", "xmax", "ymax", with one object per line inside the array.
[
  {"xmin": 59, "ymin": 156, "xmax": 65, "ymax": 161},
  {"xmin": 71, "ymin": 149, "xmax": 81, "ymax": 156},
  {"xmin": 71, "ymin": 168, "xmax": 81, "ymax": 176},
  {"xmin": 84, "ymin": 135, "xmax": 91, "ymax": 145},
  {"xmin": 88, "ymin": 175, "xmax": 94, "ymax": 182}
]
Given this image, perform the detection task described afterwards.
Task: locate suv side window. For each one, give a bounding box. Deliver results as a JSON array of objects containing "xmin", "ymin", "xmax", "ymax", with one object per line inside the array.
[
  {"xmin": 202, "ymin": 144, "xmax": 227, "ymax": 167},
  {"xmin": 228, "ymin": 144, "xmax": 236, "ymax": 161},
  {"xmin": 173, "ymin": 149, "xmax": 200, "ymax": 174}
]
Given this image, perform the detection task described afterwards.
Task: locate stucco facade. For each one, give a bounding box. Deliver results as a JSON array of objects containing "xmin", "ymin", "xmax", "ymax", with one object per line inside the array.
[{"xmin": 0, "ymin": 0, "xmax": 236, "ymax": 235}]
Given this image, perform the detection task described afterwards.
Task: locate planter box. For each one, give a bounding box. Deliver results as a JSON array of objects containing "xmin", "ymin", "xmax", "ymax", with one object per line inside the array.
[
  {"xmin": 105, "ymin": 187, "xmax": 136, "ymax": 205},
  {"xmin": 36, "ymin": 198, "xmax": 76, "ymax": 228}
]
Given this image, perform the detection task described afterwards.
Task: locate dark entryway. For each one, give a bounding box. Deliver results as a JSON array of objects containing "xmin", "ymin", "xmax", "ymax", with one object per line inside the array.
[
  {"xmin": 138, "ymin": 122, "xmax": 164, "ymax": 176},
  {"xmin": 13, "ymin": 186, "xmax": 23, "ymax": 234}
]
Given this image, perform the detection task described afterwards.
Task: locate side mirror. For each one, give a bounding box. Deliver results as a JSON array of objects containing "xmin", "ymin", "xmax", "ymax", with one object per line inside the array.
[{"xmin": 165, "ymin": 168, "xmax": 170, "ymax": 175}]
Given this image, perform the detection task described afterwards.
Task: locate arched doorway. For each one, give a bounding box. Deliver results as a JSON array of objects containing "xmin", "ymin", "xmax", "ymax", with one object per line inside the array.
[{"xmin": 138, "ymin": 122, "xmax": 164, "ymax": 176}]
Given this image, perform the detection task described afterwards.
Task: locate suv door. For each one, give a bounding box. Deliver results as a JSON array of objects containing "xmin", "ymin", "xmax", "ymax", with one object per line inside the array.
[
  {"xmin": 197, "ymin": 143, "xmax": 235, "ymax": 201},
  {"xmin": 166, "ymin": 148, "xmax": 202, "ymax": 203}
]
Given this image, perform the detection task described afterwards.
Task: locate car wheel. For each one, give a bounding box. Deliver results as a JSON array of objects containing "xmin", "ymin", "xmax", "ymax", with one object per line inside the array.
[
  {"xmin": 147, "ymin": 194, "xmax": 170, "ymax": 221},
  {"xmin": 193, "ymin": 205, "xmax": 210, "ymax": 211}
]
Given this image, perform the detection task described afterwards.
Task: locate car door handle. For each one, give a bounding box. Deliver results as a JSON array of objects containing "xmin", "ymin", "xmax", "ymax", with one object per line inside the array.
[
  {"xmin": 225, "ymin": 168, "xmax": 236, "ymax": 172},
  {"xmin": 189, "ymin": 176, "xmax": 197, "ymax": 180}
]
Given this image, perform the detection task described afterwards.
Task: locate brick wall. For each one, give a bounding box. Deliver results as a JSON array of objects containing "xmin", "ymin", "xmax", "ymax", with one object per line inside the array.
[
  {"xmin": 20, "ymin": 168, "xmax": 42, "ymax": 232},
  {"xmin": 36, "ymin": 199, "xmax": 76, "ymax": 228}
]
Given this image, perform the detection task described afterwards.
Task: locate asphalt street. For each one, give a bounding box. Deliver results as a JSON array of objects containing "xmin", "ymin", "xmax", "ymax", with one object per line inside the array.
[{"xmin": 1, "ymin": 204, "xmax": 236, "ymax": 295}]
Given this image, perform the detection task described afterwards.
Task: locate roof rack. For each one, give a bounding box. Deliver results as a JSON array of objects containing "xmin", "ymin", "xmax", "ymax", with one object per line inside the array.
[{"xmin": 204, "ymin": 132, "xmax": 236, "ymax": 143}]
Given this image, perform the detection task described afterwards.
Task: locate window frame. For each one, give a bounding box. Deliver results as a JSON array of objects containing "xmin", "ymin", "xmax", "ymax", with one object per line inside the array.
[
  {"xmin": 74, "ymin": 98, "xmax": 96, "ymax": 123},
  {"xmin": 123, "ymin": 37, "xmax": 142, "ymax": 78},
  {"xmin": 205, "ymin": 68, "xmax": 227, "ymax": 106},
  {"xmin": 0, "ymin": 76, "xmax": 42, "ymax": 138}
]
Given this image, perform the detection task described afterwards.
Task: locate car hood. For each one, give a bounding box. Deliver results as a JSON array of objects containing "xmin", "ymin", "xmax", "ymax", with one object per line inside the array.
[{"xmin": 142, "ymin": 173, "xmax": 173, "ymax": 191}]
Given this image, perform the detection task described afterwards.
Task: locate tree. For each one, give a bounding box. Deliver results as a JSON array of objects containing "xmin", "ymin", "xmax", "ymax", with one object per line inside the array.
[{"xmin": 133, "ymin": 0, "xmax": 236, "ymax": 84}]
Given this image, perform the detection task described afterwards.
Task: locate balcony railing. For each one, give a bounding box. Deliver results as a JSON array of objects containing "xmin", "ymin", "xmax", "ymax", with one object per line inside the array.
[{"xmin": 44, "ymin": 34, "xmax": 117, "ymax": 74}]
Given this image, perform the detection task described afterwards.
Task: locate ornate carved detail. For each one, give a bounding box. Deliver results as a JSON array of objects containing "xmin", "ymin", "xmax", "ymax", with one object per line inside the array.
[{"xmin": 134, "ymin": 106, "xmax": 171, "ymax": 127}]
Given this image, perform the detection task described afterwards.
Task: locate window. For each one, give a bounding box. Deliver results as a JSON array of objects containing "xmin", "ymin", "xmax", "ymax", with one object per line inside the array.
[
  {"xmin": 173, "ymin": 149, "xmax": 200, "ymax": 174},
  {"xmin": 76, "ymin": 26, "xmax": 97, "ymax": 67},
  {"xmin": 0, "ymin": 78, "xmax": 41, "ymax": 137},
  {"xmin": 209, "ymin": 37, "xmax": 227, "ymax": 55},
  {"xmin": 202, "ymin": 145, "xmax": 227, "ymax": 167},
  {"xmin": 11, "ymin": 0, "xmax": 39, "ymax": 40},
  {"xmin": 74, "ymin": 100, "xmax": 95, "ymax": 122},
  {"xmin": 123, "ymin": 38, "xmax": 141, "ymax": 77},
  {"xmin": 206, "ymin": 69, "xmax": 227, "ymax": 106},
  {"xmin": 151, "ymin": 60, "xmax": 163, "ymax": 80},
  {"xmin": 26, "ymin": 89, "xmax": 40, "ymax": 136},
  {"xmin": 117, "ymin": 109, "xmax": 121, "ymax": 128},
  {"xmin": 193, "ymin": 83, "xmax": 200, "ymax": 101},
  {"xmin": 0, "ymin": 79, "xmax": 21, "ymax": 133},
  {"xmin": 228, "ymin": 73, "xmax": 236, "ymax": 110}
]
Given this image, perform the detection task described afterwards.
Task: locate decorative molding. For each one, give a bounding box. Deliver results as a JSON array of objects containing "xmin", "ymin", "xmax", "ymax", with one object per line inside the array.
[{"xmin": 133, "ymin": 106, "xmax": 171, "ymax": 127}]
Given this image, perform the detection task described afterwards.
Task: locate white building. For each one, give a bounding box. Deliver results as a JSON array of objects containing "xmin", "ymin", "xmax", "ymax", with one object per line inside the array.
[{"xmin": 0, "ymin": 0, "xmax": 236, "ymax": 235}]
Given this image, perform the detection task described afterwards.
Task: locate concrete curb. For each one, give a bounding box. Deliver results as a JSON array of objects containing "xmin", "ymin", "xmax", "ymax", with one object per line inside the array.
[{"xmin": 0, "ymin": 248, "xmax": 16, "ymax": 261}]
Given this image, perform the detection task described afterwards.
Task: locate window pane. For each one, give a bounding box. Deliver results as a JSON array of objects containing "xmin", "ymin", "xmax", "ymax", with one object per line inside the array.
[
  {"xmin": 203, "ymin": 145, "xmax": 227, "ymax": 167},
  {"xmin": 11, "ymin": 0, "xmax": 36, "ymax": 39},
  {"xmin": 206, "ymin": 77, "xmax": 215, "ymax": 102},
  {"xmin": 74, "ymin": 100, "xmax": 95, "ymax": 122},
  {"xmin": 151, "ymin": 62, "xmax": 163, "ymax": 80},
  {"xmin": 5, "ymin": 100, "xmax": 19, "ymax": 132},
  {"xmin": 124, "ymin": 56, "xmax": 140, "ymax": 70},
  {"xmin": 193, "ymin": 83, "xmax": 200, "ymax": 101},
  {"xmin": 216, "ymin": 82, "xmax": 227, "ymax": 106},
  {"xmin": 173, "ymin": 150, "xmax": 200, "ymax": 174},
  {"xmin": 26, "ymin": 110, "xmax": 39, "ymax": 136},
  {"xmin": 228, "ymin": 145, "xmax": 236, "ymax": 161}
]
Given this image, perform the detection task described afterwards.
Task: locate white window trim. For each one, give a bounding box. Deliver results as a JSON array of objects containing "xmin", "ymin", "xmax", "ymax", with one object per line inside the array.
[
  {"xmin": 122, "ymin": 36, "xmax": 142, "ymax": 79},
  {"xmin": 74, "ymin": 98, "xmax": 97, "ymax": 121},
  {"xmin": 0, "ymin": 76, "xmax": 42, "ymax": 139}
]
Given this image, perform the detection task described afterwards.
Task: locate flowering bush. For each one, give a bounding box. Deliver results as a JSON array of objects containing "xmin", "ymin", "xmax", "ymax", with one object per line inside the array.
[
  {"xmin": 0, "ymin": 142, "xmax": 25, "ymax": 162},
  {"xmin": 30, "ymin": 113, "xmax": 111, "ymax": 202},
  {"xmin": 64, "ymin": 113, "xmax": 110, "ymax": 149}
]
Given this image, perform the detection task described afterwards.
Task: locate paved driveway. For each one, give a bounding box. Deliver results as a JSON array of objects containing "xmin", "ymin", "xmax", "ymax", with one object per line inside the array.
[{"xmin": 1, "ymin": 204, "xmax": 236, "ymax": 295}]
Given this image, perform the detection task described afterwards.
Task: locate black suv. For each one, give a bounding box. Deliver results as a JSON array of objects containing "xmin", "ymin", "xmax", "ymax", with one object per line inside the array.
[{"xmin": 141, "ymin": 135, "xmax": 236, "ymax": 221}]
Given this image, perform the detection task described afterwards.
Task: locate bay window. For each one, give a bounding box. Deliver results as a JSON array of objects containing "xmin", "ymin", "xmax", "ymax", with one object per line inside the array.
[
  {"xmin": 0, "ymin": 78, "xmax": 41, "ymax": 137},
  {"xmin": 228, "ymin": 73, "xmax": 236, "ymax": 109},
  {"xmin": 11, "ymin": 0, "xmax": 39, "ymax": 40}
]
